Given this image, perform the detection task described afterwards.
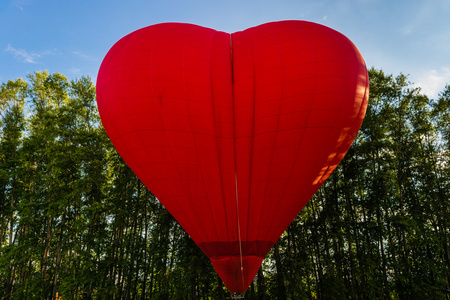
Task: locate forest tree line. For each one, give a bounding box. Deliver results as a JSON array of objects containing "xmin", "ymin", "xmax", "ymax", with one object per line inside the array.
[{"xmin": 0, "ymin": 69, "xmax": 449, "ymax": 299}]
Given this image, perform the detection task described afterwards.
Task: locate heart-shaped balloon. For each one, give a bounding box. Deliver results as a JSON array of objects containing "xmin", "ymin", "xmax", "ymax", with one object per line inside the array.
[{"xmin": 96, "ymin": 20, "xmax": 369, "ymax": 293}]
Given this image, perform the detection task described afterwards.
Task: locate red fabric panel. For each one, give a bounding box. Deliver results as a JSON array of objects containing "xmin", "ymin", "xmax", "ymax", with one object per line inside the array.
[{"xmin": 96, "ymin": 21, "xmax": 369, "ymax": 293}]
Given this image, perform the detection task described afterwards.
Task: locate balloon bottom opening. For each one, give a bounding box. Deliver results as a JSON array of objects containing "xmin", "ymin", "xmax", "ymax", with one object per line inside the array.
[
  {"xmin": 198, "ymin": 240, "xmax": 274, "ymax": 292},
  {"xmin": 230, "ymin": 292, "xmax": 245, "ymax": 299},
  {"xmin": 210, "ymin": 255, "xmax": 264, "ymax": 293}
]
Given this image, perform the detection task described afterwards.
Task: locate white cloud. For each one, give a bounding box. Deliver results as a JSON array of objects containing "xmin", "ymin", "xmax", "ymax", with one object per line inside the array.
[
  {"xmin": 401, "ymin": 25, "xmax": 413, "ymax": 35},
  {"xmin": 400, "ymin": 1, "xmax": 449, "ymax": 37},
  {"xmin": 415, "ymin": 67, "xmax": 450, "ymax": 99},
  {"xmin": 73, "ymin": 51, "xmax": 97, "ymax": 62},
  {"xmin": 10, "ymin": 0, "xmax": 32, "ymax": 10},
  {"xmin": 5, "ymin": 44, "xmax": 57, "ymax": 64},
  {"xmin": 11, "ymin": 0, "xmax": 24, "ymax": 10},
  {"xmin": 70, "ymin": 67, "xmax": 81, "ymax": 75},
  {"xmin": 5, "ymin": 44, "xmax": 40, "ymax": 63}
]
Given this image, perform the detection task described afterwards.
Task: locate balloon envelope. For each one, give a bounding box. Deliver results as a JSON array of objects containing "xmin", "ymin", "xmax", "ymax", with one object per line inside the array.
[{"xmin": 96, "ymin": 20, "xmax": 369, "ymax": 293}]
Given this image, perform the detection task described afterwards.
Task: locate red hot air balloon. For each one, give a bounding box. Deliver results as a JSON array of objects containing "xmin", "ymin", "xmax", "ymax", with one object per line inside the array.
[{"xmin": 96, "ymin": 20, "xmax": 369, "ymax": 294}]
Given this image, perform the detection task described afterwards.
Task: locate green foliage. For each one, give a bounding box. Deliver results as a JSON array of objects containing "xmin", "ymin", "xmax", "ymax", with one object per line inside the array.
[{"xmin": 0, "ymin": 69, "xmax": 449, "ymax": 299}]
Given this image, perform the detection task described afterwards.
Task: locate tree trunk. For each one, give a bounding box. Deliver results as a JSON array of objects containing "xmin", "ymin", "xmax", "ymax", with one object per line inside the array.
[
  {"xmin": 41, "ymin": 214, "xmax": 52, "ymax": 299},
  {"xmin": 141, "ymin": 201, "xmax": 149, "ymax": 300},
  {"xmin": 52, "ymin": 208, "xmax": 66, "ymax": 300},
  {"xmin": 274, "ymin": 241, "xmax": 287, "ymax": 300},
  {"xmin": 310, "ymin": 198, "xmax": 324, "ymax": 299},
  {"xmin": 257, "ymin": 266, "xmax": 266, "ymax": 300}
]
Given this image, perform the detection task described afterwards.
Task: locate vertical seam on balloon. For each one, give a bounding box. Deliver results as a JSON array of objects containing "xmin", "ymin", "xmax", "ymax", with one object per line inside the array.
[
  {"xmin": 256, "ymin": 24, "xmax": 288, "ymax": 244},
  {"xmin": 230, "ymin": 33, "xmax": 246, "ymax": 292},
  {"xmin": 260, "ymin": 21, "xmax": 317, "ymax": 241},
  {"xmin": 241, "ymin": 29, "xmax": 257, "ymax": 260},
  {"xmin": 200, "ymin": 29, "xmax": 222, "ymax": 250},
  {"xmin": 186, "ymin": 26, "xmax": 222, "ymax": 246},
  {"xmin": 163, "ymin": 25, "xmax": 210, "ymax": 245},
  {"xmin": 250, "ymin": 25, "xmax": 273, "ymax": 249},
  {"xmin": 146, "ymin": 26, "xmax": 204, "ymax": 241},
  {"xmin": 250, "ymin": 24, "xmax": 284, "ymax": 243},
  {"xmin": 210, "ymin": 30, "xmax": 231, "ymax": 255},
  {"xmin": 221, "ymin": 31, "xmax": 233, "ymax": 257}
]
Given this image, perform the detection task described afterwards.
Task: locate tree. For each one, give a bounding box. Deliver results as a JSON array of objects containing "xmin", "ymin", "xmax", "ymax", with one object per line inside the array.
[
  {"xmin": 0, "ymin": 78, "xmax": 27, "ymax": 299},
  {"xmin": 0, "ymin": 69, "xmax": 449, "ymax": 299}
]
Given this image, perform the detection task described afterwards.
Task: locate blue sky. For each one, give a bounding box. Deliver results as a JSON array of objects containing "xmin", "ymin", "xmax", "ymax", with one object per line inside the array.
[{"xmin": 1, "ymin": 0, "xmax": 449, "ymax": 99}]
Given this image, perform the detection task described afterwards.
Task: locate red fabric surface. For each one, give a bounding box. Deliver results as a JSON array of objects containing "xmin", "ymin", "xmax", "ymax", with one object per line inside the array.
[{"xmin": 96, "ymin": 21, "xmax": 369, "ymax": 292}]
